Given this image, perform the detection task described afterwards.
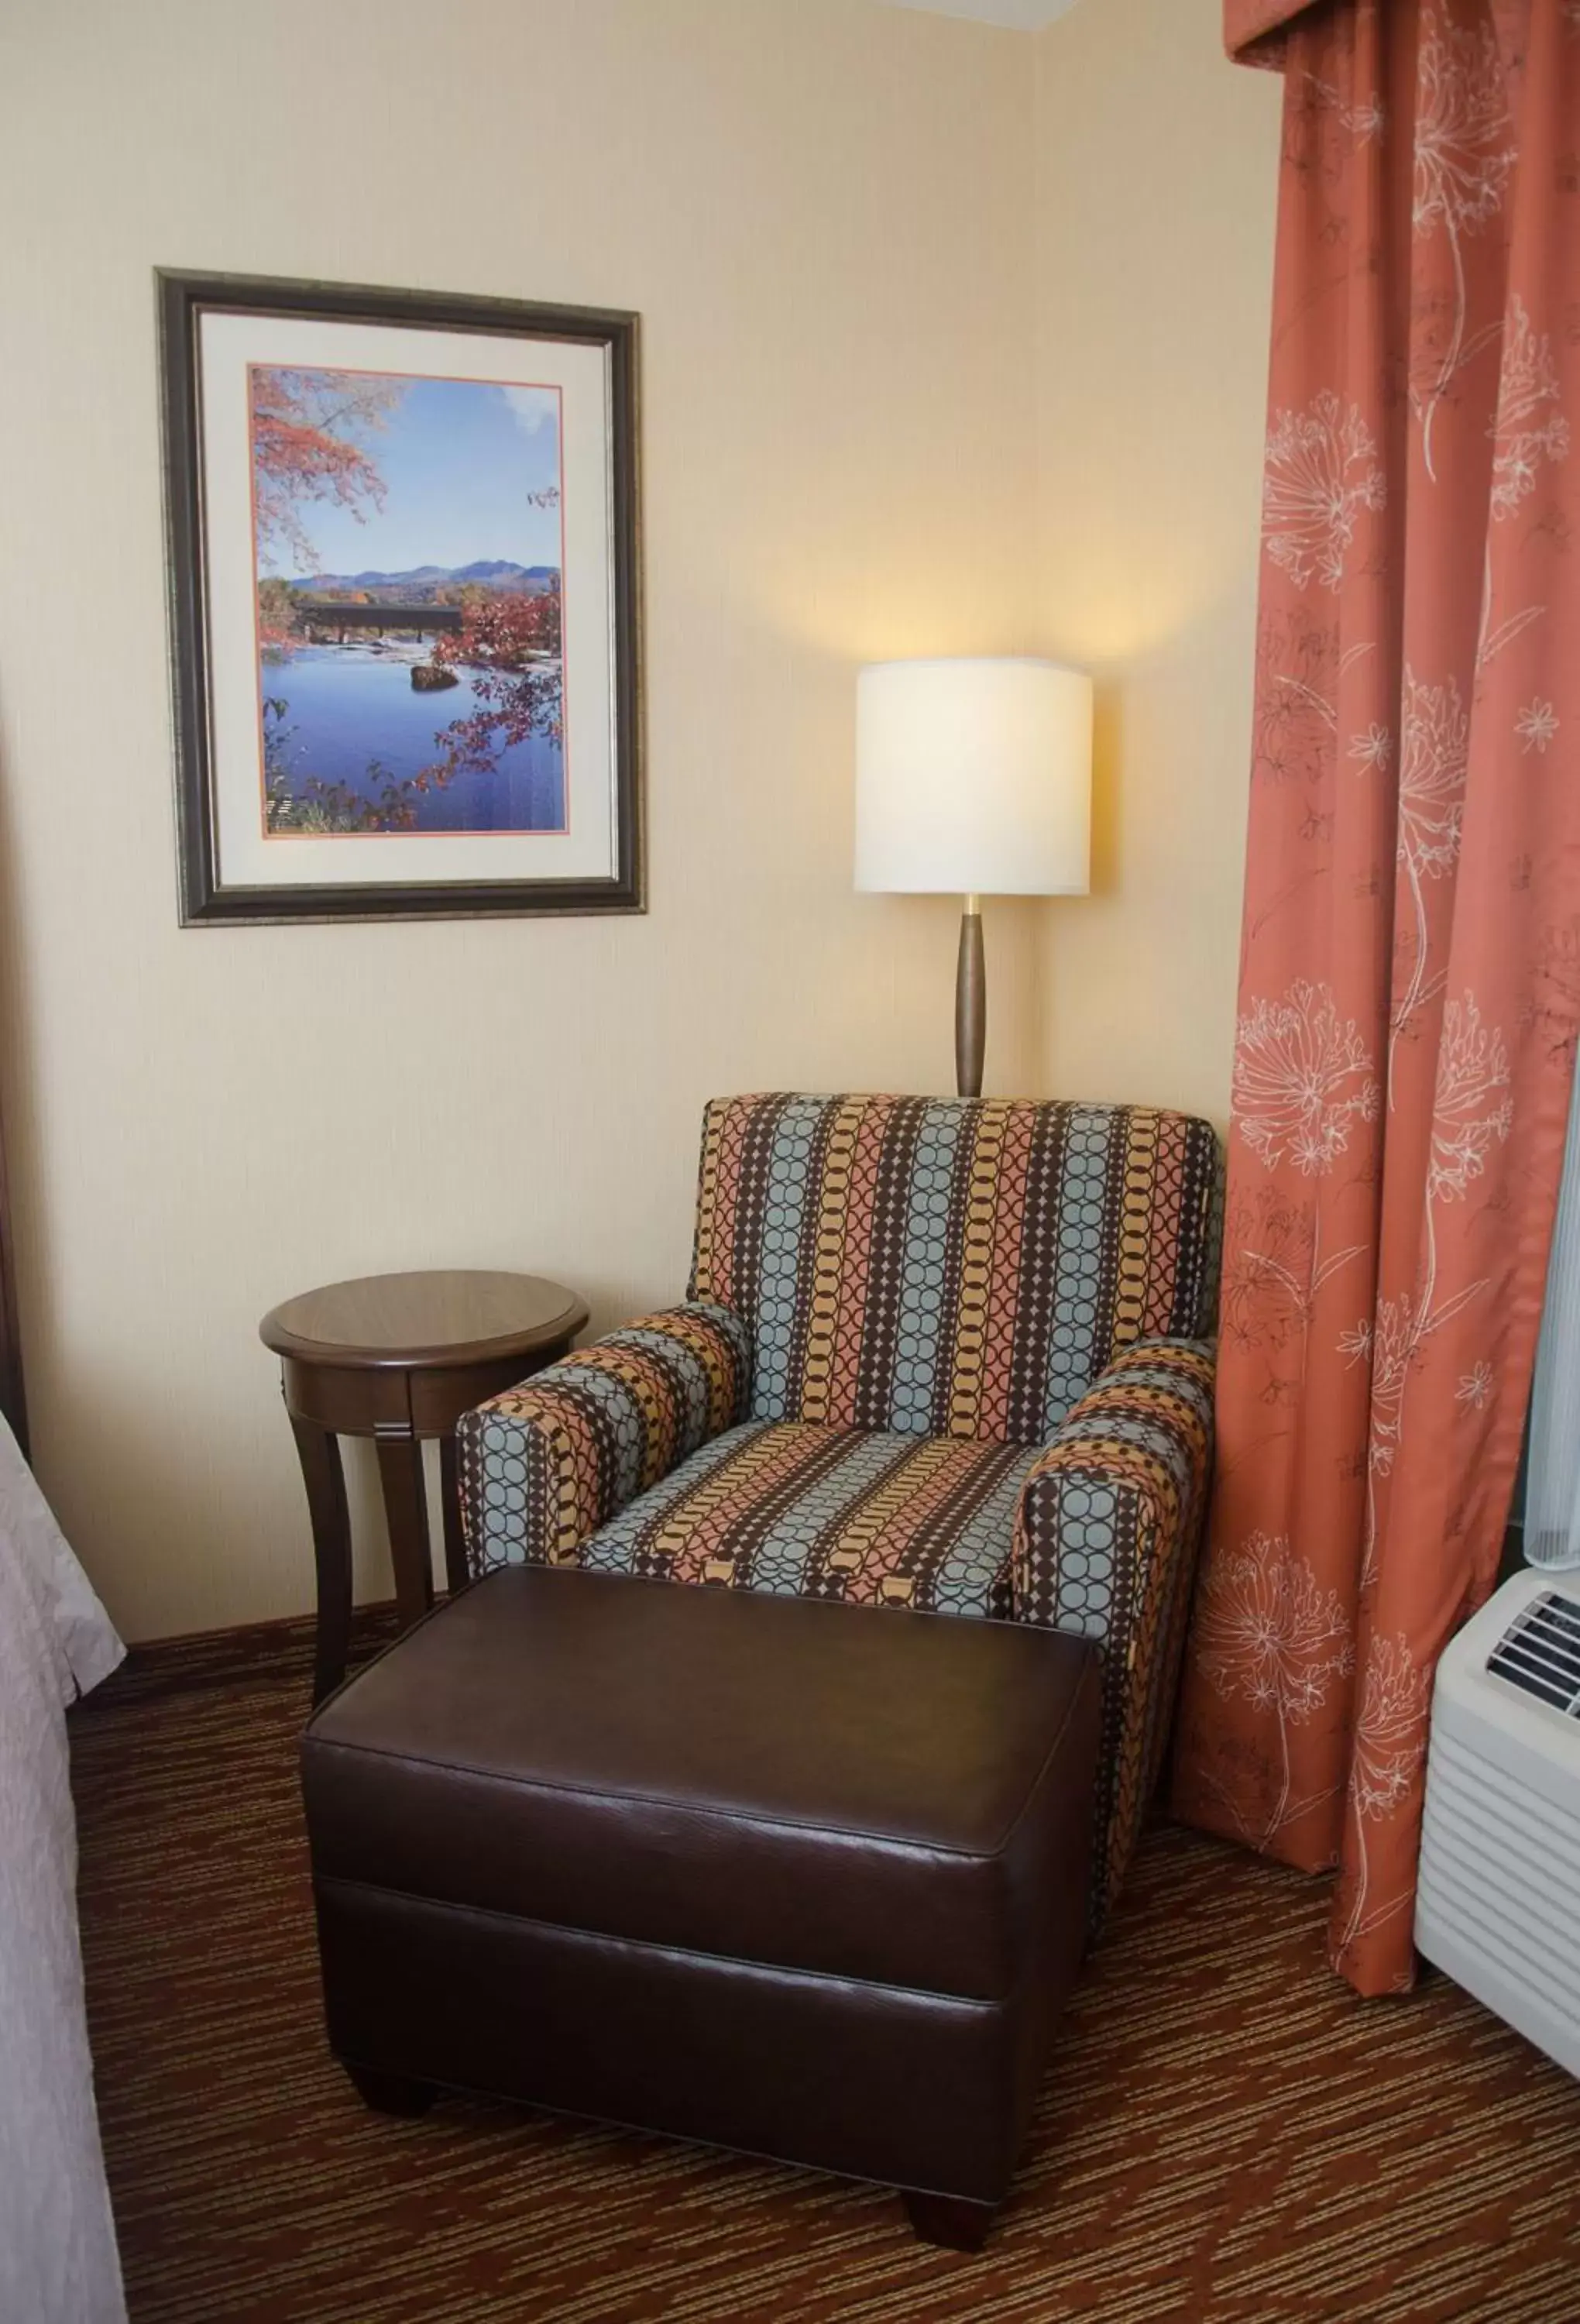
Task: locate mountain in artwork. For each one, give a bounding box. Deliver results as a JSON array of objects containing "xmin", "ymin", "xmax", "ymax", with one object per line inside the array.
[{"xmin": 294, "ymin": 561, "xmax": 558, "ymax": 600}]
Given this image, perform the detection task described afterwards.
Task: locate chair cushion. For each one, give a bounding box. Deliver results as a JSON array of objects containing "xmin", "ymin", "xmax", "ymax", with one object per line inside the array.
[
  {"xmin": 302, "ymin": 1566, "xmax": 1101, "ymax": 2001},
  {"xmin": 571, "ymin": 1419, "xmax": 1041, "ymax": 1618},
  {"xmin": 688, "ymin": 1094, "xmax": 1221, "ymax": 1443}
]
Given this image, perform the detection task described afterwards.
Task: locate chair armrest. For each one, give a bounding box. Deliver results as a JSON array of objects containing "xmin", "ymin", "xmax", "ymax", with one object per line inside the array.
[
  {"xmin": 1012, "ymin": 1337, "xmax": 1215, "ymax": 1916},
  {"xmin": 457, "ymin": 1302, "xmax": 750, "ymax": 1577}
]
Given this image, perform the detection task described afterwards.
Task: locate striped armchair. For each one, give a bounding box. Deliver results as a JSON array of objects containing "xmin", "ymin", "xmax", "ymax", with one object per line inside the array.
[{"xmin": 459, "ymin": 1095, "xmax": 1220, "ymax": 1917}]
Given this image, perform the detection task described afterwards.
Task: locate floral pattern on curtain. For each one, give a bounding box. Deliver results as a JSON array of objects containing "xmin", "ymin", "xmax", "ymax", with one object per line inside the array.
[{"xmin": 1175, "ymin": 0, "xmax": 1580, "ymax": 1996}]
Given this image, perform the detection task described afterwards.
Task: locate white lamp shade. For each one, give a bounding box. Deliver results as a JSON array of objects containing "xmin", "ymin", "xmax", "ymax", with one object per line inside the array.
[{"xmin": 854, "ymin": 657, "xmax": 1092, "ymax": 896}]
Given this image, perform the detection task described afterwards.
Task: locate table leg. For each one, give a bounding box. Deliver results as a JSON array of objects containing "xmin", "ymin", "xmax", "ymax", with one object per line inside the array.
[
  {"xmin": 288, "ymin": 1413, "xmax": 353, "ymax": 1707},
  {"xmin": 438, "ymin": 1434, "xmax": 472, "ymax": 1596},
  {"xmin": 375, "ymin": 1434, "xmax": 435, "ymax": 1632}
]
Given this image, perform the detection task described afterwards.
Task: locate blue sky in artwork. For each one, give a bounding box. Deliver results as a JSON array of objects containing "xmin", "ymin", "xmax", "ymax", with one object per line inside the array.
[{"xmin": 266, "ymin": 374, "xmax": 562, "ymax": 580}]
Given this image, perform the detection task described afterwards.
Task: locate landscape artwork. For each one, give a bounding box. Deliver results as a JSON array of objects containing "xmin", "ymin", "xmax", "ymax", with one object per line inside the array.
[
  {"xmin": 252, "ymin": 366, "xmax": 568, "ymax": 838},
  {"xmin": 160, "ymin": 273, "xmax": 641, "ymax": 923}
]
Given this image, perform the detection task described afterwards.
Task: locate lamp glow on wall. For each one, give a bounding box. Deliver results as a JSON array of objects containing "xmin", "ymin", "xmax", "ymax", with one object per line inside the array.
[{"xmin": 855, "ymin": 658, "xmax": 1093, "ymax": 1096}]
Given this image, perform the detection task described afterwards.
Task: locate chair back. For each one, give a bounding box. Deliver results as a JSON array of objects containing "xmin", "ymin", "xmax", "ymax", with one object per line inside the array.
[{"xmin": 689, "ymin": 1093, "xmax": 1220, "ymax": 1444}]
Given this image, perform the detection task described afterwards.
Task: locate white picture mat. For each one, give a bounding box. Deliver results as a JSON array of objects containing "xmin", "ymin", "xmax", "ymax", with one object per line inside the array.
[{"xmin": 197, "ymin": 311, "xmax": 619, "ymax": 889}]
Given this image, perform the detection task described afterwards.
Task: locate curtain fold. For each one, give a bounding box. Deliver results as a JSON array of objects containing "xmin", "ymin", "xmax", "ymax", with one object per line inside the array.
[
  {"xmin": 1224, "ymin": 0, "xmax": 1314, "ymax": 63},
  {"xmin": 1175, "ymin": 0, "xmax": 1580, "ymax": 1995}
]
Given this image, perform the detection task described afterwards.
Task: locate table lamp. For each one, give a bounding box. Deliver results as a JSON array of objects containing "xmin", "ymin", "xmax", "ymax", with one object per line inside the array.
[{"xmin": 855, "ymin": 657, "xmax": 1093, "ymax": 1097}]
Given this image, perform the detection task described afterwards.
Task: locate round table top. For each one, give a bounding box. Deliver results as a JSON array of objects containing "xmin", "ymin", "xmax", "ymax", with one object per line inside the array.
[{"xmin": 259, "ymin": 1270, "xmax": 588, "ymax": 1371}]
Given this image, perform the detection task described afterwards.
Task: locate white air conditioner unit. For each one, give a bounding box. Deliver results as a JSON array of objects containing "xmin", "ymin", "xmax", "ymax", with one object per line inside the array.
[{"xmin": 1415, "ymin": 1569, "xmax": 1580, "ymax": 2076}]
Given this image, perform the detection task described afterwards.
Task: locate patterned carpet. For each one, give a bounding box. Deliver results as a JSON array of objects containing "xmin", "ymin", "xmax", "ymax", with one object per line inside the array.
[{"xmin": 70, "ymin": 1617, "xmax": 1580, "ymax": 2324}]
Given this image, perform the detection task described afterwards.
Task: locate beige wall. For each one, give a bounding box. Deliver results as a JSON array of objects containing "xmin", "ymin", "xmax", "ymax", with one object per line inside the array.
[
  {"xmin": 0, "ymin": 0, "xmax": 1279, "ymax": 1642},
  {"xmin": 0, "ymin": 0, "xmax": 1045, "ymax": 1638},
  {"xmin": 1033, "ymin": 0, "xmax": 1282, "ymax": 1119}
]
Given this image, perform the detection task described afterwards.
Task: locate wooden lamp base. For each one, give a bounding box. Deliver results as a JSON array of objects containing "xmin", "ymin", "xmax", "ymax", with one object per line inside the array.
[{"xmin": 955, "ymin": 895, "xmax": 985, "ymax": 1098}]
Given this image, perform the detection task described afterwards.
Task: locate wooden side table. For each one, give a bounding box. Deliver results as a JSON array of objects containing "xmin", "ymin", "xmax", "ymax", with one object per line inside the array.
[{"xmin": 260, "ymin": 1270, "xmax": 587, "ymax": 1702}]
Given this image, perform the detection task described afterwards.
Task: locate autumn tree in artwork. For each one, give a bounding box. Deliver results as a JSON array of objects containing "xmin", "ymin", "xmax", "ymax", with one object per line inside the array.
[
  {"xmin": 422, "ymin": 583, "xmax": 564, "ymax": 789},
  {"xmin": 256, "ymin": 575, "xmax": 301, "ymax": 651},
  {"xmin": 250, "ymin": 366, "xmax": 401, "ymax": 573}
]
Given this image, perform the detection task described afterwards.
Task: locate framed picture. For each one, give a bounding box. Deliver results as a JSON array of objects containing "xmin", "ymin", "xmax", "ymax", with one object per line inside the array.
[{"xmin": 157, "ymin": 270, "xmax": 642, "ymax": 923}]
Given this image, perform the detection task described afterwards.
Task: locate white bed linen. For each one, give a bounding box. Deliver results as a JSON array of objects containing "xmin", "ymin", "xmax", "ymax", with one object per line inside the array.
[{"xmin": 0, "ymin": 1414, "xmax": 128, "ymax": 2324}]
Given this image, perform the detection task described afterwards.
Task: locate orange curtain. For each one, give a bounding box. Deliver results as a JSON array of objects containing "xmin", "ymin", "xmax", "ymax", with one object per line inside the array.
[{"xmin": 1175, "ymin": 0, "xmax": 1580, "ymax": 1996}]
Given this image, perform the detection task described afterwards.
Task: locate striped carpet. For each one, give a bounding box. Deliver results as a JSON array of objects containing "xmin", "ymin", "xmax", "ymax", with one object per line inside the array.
[{"xmin": 70, "ymin": 1617, "xmax": 1580, "ymax": 2324}]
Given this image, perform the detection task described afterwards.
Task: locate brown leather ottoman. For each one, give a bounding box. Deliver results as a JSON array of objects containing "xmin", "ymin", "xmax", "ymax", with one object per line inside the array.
[{"xmin": 300, "ymin": 1566, "xmax": 1101, "ymax": 2249}]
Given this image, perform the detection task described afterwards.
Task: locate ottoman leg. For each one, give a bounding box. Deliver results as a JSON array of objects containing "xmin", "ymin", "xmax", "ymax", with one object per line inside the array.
[
  {"xmin": 902, "ymin": 2192, "xmax": 997, "ymax": 2251},
  {"xmin": 344, "ymin": 2062, "xmax": 437, "ymax": 2119}
]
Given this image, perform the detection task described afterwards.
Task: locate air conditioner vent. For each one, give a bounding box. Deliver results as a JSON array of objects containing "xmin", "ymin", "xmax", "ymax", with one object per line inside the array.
[
  {"xmin": 1486, "ymin": 1590, "xmax": 1580, "ymax": 1716},
  {"xmin": 1417, "ymin": 1570, "xmax": 1580, "ymax": 2082}
]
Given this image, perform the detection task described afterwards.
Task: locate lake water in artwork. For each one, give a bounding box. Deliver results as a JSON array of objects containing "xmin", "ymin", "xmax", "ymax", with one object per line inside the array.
[{"xmin": 259, "ymin": 641, "xmax": 565, "ymax": 834}]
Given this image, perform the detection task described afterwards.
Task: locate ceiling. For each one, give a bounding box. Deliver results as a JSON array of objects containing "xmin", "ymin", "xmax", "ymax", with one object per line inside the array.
[{"xmin": 871, "ymin": 0, "xmax": 1084, "ymax": 27}]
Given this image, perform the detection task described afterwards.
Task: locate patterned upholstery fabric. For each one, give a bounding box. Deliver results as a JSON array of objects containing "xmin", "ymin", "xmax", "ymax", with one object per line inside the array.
[
  {"xmin": 1012, "ymin": 1340, "xmax": 1216, "ymax": 1912},
  {"xmin": 456, "ymin": 1095, "xmax": 1223, "ymax": 1927},
  {"xmin": 459, "ymin": 1305, "xmax": 750, "ymax": 1574},
  {"xmin": 577, "ymin": 1421, "xmax": 1038, "ymax": 1616},
  {"xmin": 689, "ymin": 1094, "xmax": 1218, "ymax": 1443}
]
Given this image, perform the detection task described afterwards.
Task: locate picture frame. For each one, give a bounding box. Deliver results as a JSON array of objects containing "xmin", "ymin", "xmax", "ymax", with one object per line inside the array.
[{"xmin": 157, "ymin": 269, "xmax": 643, "ymax": 924}]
